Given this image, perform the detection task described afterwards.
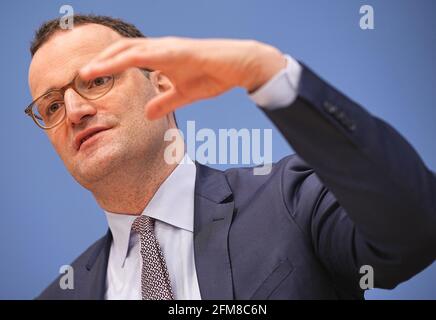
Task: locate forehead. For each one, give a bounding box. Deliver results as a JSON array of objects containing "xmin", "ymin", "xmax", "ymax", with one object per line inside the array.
[{"xmin": 29, "ymin": 23, "xmax": 123, "ymax": 98}]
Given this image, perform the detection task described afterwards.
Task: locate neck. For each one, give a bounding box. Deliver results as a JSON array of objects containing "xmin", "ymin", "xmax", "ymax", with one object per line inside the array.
[{"xmin": 91, "ymin": 140, "xmax": 185, "ymax": 215}]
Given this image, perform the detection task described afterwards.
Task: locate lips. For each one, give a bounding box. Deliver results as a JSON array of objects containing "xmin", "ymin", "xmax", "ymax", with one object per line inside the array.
[{"xmin": 74, "ymin": 126, "xmax": 110, "ymax": 151}]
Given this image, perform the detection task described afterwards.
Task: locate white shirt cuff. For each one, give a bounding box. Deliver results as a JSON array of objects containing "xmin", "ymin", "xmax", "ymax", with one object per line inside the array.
[{"xmin": 249, "ymin": 54, "xmax": 302, "ymax": 110}]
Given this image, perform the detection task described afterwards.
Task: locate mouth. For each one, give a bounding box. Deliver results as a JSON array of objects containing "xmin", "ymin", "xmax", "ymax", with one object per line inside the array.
[{"xmin": 74, "ymin": 127, "xmax": 111, "ymax": 151}]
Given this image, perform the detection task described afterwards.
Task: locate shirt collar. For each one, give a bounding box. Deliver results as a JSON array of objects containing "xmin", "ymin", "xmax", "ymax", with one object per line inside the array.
[{"xmin": 104, "ymin": 153, "xmax": 197, "ymax": 267}]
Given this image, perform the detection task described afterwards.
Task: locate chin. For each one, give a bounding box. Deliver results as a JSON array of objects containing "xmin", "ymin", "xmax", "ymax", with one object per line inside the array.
[{"xmin": 71, "ymin": 144, "xmax": 125, "ymax": 188}]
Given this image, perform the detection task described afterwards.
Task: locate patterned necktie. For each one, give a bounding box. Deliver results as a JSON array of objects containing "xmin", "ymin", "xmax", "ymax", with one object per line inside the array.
[{"xmin": 131, "ymin": 215, "xmax": 174, "ymax": 300}]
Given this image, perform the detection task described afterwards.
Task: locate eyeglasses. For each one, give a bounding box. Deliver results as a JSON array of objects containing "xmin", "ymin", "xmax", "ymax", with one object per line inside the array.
[{"xmin": 24, "ymin": 74, "xmax": 115, "ymax": 130}]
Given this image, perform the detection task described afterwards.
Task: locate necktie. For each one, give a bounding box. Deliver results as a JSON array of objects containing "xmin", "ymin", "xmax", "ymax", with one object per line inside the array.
[{"xmin": 131, "ymin": 215, "xmax": 174, "ymax": 300}]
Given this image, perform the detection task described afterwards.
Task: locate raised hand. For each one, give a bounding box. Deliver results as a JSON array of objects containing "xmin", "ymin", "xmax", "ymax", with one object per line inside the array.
[{"xmin": 79, "ymin": 37, "xmax": 286, "ymax": 119}]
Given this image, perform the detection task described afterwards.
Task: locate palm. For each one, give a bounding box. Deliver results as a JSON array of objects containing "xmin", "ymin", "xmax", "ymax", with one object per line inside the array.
[{"xmin": 80, "ymin": 37, "xmax": 284, "ymax": 119}]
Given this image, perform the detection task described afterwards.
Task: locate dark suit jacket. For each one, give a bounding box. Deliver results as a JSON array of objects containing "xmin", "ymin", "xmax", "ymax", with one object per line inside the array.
[{"xmin": 37, "ymin": 64, "xmax": 436, "ymax": 299}]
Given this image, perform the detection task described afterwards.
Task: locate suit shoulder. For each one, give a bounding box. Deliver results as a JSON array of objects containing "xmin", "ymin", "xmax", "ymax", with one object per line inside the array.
[
  {"xmin": 221, "ymin": 154, "xmax": 320, "ymax": 208},
  {"xmin": 223, "ymin": 154, "xmax": 314, "ymax": 187}
]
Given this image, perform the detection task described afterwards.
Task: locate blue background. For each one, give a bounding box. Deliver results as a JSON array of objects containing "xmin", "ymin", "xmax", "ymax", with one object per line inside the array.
[{"xmin": 1, "ymin": 0, "xmax": 435, "ymax": 299}]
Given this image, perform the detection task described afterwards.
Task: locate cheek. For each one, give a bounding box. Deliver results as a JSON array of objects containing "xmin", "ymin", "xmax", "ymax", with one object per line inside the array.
[
  {"xmin": 47, "ymin": 127, "xmax": 71, "ymax": 159},
  {"xmin": 106, "ymin": 91, "xmax": 140, "ymax": 117},
  {"xmin": 111, "ymin": 74, "xmax": 155, "ymax": 114},
  {"xmin": 109, "ymin": 92, "xmax": 149, "ymax": 127}
]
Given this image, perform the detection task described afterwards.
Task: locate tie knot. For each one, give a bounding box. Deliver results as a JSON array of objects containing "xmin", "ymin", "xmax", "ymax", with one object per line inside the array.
[{"xmin": 131, "ymin": 215, "xmax": 154, "ymax": 234}]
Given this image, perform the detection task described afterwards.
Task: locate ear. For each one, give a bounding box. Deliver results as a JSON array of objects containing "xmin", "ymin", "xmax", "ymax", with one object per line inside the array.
[
  {"xmin": 149, "ymin": 70, "xmax": 174, "ymax": 94},
  {"xmin": 148, "ymin": 71, "xmax": 177, "ymax": 128}
]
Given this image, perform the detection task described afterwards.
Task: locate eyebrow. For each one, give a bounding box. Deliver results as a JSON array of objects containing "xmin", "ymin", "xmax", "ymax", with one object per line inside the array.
[{"xmin": 39, "ymin": 73, "xmax": 79, "ymax": 97}]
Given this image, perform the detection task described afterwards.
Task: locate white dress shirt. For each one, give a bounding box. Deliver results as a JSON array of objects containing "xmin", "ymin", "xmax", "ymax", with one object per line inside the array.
[
  {"xmin": 105, "ymin": 154, "xmax": 200, "ymax": 299},
  {"xmin": 249, "ymin": 54, "xmax": 302, "ymax": 109},
  {"xmin": 104, "ymin": 54, "xmax": 302, "ymax": 300}
]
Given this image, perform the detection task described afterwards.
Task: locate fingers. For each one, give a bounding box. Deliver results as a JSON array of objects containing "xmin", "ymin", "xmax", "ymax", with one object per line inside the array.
[
  {"xmin": 80, "ymin": 39, "xmax": 147, "ymax": 80},
  {"xmin": 80, "ymin": 47, "xmax": 147, "ymax": 79},
  {"xmin": 145, "ymin": 89, "xmax": 188, "ymax": 120},
  {"xmin": 91, "ymin": 38, "xmax": 140, "ymax": 64},
  {"xmin": 80, "ymin": 37, "xmax": 184, "ymax": 80}
]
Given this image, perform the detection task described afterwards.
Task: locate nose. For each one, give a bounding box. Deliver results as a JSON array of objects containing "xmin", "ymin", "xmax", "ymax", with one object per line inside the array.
[{"xmin": 64, "ymin": 88, "xmax": 97, "ymax": 126}]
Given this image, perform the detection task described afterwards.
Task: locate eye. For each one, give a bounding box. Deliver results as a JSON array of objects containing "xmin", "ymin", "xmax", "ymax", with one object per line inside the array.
[
  {"xmin": 89, "ymin": 76, "xmax": 111, "ymax": 88},
  {"xmin": 46, "ymin": 102, "xmax": 63, "ymax": 116}
]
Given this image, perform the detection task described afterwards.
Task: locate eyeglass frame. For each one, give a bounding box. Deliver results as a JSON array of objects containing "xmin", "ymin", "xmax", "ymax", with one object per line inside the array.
[{"xmin": 24, "ymin": 69, "xmax": 151, "ymax": 130}]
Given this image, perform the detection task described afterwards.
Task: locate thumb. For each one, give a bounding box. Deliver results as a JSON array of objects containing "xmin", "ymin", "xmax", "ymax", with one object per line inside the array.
[{"xmin": 145, "ymin": 89, "xmax": 187, "ymax": 120}]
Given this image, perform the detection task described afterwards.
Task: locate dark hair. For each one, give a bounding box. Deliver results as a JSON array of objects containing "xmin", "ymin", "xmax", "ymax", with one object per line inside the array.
[{"xmin": 30, "ymin": 14, "xmax": 145, "ymax": 56}]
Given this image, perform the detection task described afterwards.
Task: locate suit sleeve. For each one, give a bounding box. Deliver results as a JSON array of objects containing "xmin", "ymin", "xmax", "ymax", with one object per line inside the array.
[{"xmin": 262, "ymin": 63, "xmax": 436, "ymax": 290}]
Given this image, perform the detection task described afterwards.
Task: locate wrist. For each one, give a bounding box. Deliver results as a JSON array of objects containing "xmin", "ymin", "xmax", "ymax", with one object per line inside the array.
[{"xmin": 242, "ymin": 41, "xmax": 287, "ymax": 93}]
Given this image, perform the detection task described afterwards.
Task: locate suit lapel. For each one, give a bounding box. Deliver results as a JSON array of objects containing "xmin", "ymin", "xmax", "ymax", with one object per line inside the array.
[
  {"xmin": 75, "ymin": 230, "xmax": 112, "ymax": 299},
  {"xmin": 73, "ymin": 162, "xmax": 236, "ymax": 300},
  {"xmin": 193, "ymin": 162, "xmax": 235, "ymax": 299}
]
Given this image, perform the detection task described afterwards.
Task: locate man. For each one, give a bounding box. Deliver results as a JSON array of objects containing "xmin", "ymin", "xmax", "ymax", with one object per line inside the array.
[{"xmin": 27, "ymin": 15, "xmax": 435, "ymax": 300}]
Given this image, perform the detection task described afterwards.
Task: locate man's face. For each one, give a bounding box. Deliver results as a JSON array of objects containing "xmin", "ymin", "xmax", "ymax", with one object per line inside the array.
[{"xmin": 28, "ymin": 24, "xmax": 171, "ymax": 189}]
